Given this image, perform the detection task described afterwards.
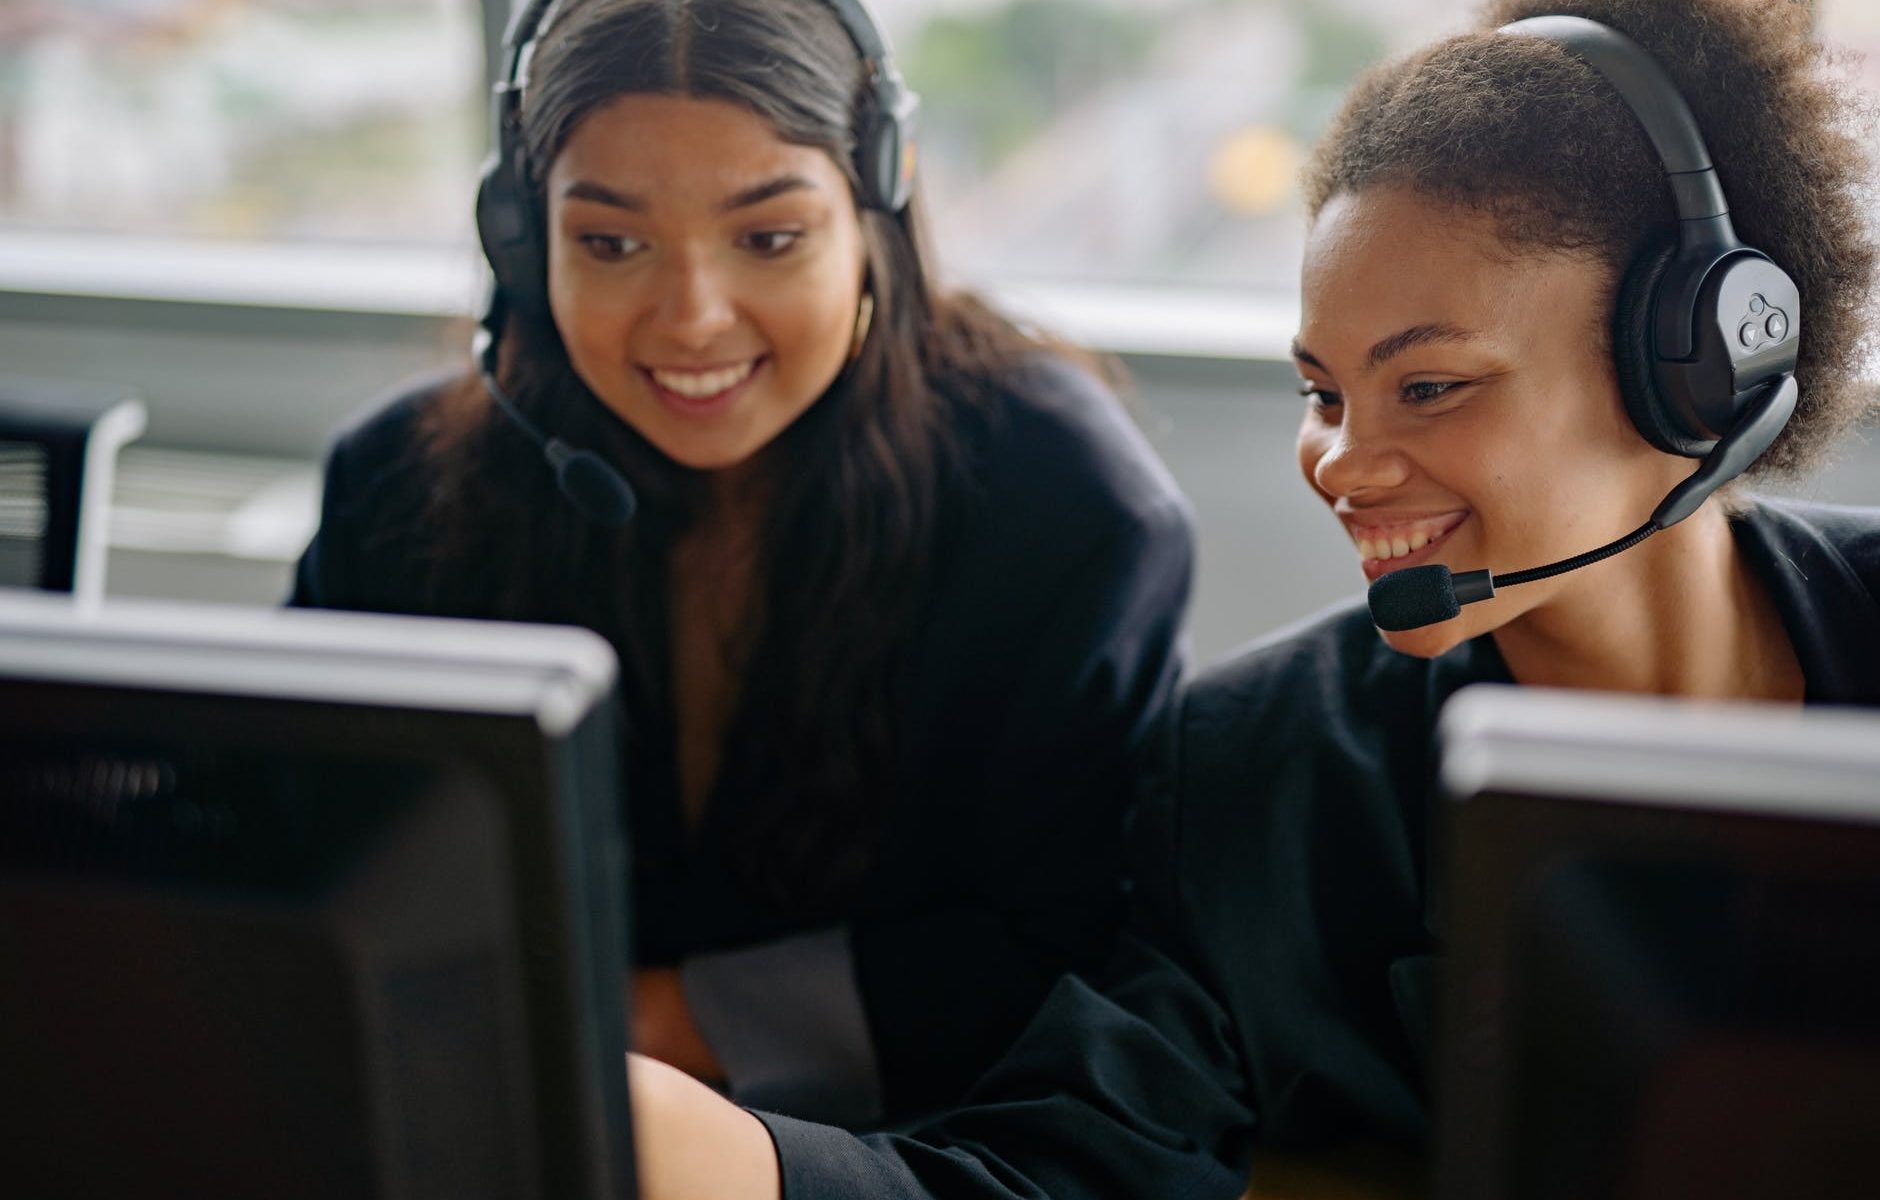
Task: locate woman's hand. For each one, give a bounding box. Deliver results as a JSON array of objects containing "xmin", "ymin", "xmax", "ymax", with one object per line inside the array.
[
  {"xmin": 628, "ymin": 1052, "xmax": 782, "ymax": 1200},
  {"xmin": 630, "ymin": 967, "xmax": 726, "ymax": 1084}
]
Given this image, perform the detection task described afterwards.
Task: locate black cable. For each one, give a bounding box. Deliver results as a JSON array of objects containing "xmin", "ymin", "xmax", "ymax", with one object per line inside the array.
[{"xmin": 1493, "ymin": 520, "xmax": 1661, "ymax": 589}]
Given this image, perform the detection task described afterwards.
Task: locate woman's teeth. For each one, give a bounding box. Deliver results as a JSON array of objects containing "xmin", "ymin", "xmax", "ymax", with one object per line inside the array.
[
  {"xmin": 650, "ymin": 360, "xmax": 756, "ymax": 398},
  {"xmin": 1356, "ymin": 525, "xmax": 1438, "ymax": 563}
]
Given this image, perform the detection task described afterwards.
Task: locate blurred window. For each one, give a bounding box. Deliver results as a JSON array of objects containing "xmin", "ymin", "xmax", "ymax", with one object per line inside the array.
[
  {"xmin": 881, "ymin": 0, "xmax": 1462, "ymax": 292},
  {"xmin": 886, "ymin": 0, "xmax": 1879, "ymax": 293},
  {"xmin": 1819, "ymin": 1, "xmax": 1880, "ymax": 107},
  {"xmin": 0, "ymin": 1, "xmax": 1870, "ymax": 302},
  {"xmin": 0, "ymin": 0, "xmax": 1459, "ymax": 297},
  {"xmin": 0, "ymin": 0, "xmax": 484, "ymax": 248}
]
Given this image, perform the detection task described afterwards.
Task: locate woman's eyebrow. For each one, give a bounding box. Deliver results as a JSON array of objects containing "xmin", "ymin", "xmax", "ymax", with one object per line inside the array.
[
  {"xmin": 557, "ymin": 174, "xmax": 818, "ymax": 213},
  {"xmin": 562, "ymin": 179, "xmax": 644, "ymax": 211},
  {"xmin": 1364, "ymin": 321, "xmax": 1477, "ymax": 371},
  {"xmin": 720, "ymin": 173, "xmax": 818, "ymax": 212},
  {"xmin": 1290, "ymin": 339, "xmax": 1327, "ymax": 371},
  {"xmin": 1289, "ymin": 322, "xmax": 1479, "ymax": 375}
]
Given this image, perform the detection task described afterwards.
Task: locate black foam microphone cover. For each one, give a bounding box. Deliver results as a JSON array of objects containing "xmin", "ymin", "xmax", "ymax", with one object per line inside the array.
[
  {"xmin": 1368, "ymin": 564, "xmax": 1460, "ymax": 632},
  {"xmin": 478, "ymin": 363, "xmax": 638, "ymax": 528},
  {"xmin": 549, "ymin": 441, "xmax": 638, "ymax": 527}
]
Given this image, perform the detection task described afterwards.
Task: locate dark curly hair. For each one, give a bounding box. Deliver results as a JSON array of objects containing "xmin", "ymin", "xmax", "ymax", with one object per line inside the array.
[{"xmin": 1303, "ymin": 0, "xmax": 1878, "ymax": 479}]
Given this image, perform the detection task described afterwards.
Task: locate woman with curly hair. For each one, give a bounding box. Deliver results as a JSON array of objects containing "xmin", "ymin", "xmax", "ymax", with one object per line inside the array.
[{"xmin": 621, "ymin": 0, "xmax": 1880, "ymax": 1194}]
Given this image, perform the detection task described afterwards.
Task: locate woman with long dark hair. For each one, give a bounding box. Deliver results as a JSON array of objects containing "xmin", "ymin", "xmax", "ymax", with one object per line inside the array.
[
  {"xmin": 620, "ymin": 0, "xmax": 1880, "ymax": 1194},
  {"xmin": 293, "ymin": 0, "xmax": 1192, "ymax": 1127}
]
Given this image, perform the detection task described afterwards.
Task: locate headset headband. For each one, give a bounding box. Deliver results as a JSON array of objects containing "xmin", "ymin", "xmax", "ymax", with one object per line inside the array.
[
  {"xmin": 1499, "ymin": 15, "xmax": 1734, "ymax": 243},
  {"xmin": 498, "ymin": 0, "xmax": 902, "ymax": 102}
]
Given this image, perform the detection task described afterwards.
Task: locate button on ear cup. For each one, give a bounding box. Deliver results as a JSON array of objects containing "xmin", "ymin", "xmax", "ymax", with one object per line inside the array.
[{"xmin": 1612, "ymin": 242, "xmax": 1713, "ymax": 458}]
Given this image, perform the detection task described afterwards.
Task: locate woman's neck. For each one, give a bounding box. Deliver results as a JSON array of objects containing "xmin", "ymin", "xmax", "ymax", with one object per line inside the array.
[
  {"xmin": 1490, "ymin": 505, "xmax": 1805, "ymax": 702},
  {"xmin": 666, "ymin": 457, "xmax": 775, "ymax": 830},
  {"xmin": 699, "ymin": 446, "xmax": 777, "ymax": 523}
]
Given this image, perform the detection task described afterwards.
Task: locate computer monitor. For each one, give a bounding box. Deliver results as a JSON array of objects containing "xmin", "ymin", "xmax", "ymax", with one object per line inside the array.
[
  {"xmin": 0, "ymin": 593, "xmax": 637, "ymax": 1199},
  {"xmin": 1434, "ymin": 686, "xmax": 1880, "ymax": 1200}
]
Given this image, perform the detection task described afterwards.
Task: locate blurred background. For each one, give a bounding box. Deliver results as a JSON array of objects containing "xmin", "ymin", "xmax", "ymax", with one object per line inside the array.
[{"xmin": 0, "ymin": 0, "xmax": 1875, "ymax": 661}]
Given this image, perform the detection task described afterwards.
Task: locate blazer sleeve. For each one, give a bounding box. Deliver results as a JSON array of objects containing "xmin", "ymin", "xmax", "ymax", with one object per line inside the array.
[
  {"xmin": 757, "ymin": 695, "xmax": 1257, "ymax": 1200},
  {"xmin": 287, "ymin": 389, "xmax": 433, "ymax": 615},
  {"xmin": 850, "ymin": 479, "xmax": 1197, "ymax": 1115},
  {"xmin": 288, "ymin": 424, "xmax": 364, "ymax": 610}
]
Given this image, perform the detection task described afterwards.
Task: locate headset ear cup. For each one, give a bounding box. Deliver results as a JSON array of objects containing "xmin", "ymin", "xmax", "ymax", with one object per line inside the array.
[
  {"xmin": 852, "ymin": 71, "xmax": 918, "ymax": 213},
  {"xmin": 476, "ymin": 152, "xmax": 550, "ymax": 318},
  {"xmin": 851, "ymin": 109, "xmax": 886, "ymax": 211},
  {"xmin": 1612, "ymin": 243, "xmax": 1710, "ymax": 457},
  {"xmin": 852, "ymin": 103, "xmax": 906, "ymax": 213}
]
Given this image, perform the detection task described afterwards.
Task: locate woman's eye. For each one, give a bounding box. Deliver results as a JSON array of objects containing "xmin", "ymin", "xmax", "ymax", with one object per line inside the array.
[
  {"xmin": 740, "ymin": 229, "xmax": 803, "ymax": 257},
  {"xmin": 1298, "ymin": 381, "xmax": 1343, "ymax": 413},
  {"xmin": 1402, "ymin": 379, "xmax": 1460, "ymax": 405},
  {"xmin": 578, "ymin": 233, "xmax": 641, "ymax": 262}
]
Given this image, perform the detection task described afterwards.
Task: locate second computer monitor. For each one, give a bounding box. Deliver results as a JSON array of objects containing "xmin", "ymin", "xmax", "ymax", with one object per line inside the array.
[{"xmin": 1435, "ymin": 686, "xmax": 1880, "ymax": 1200}]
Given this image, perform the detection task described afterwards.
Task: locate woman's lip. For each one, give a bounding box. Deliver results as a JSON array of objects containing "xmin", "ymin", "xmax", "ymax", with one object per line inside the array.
[
  {"xmin": 1352, "ymin": 512, "xmax": 1471, "ymax": 582},
  {"xmin": 639, "ymin": 357, "xmax": 767, "ymax": 419},
  {"xmin": 1339, "ymin": 508, "xmax": 1469, "ymax": 535},
  {"xmin": 641, "ymin": 358, "xmax": 762, "ymax": 373}
]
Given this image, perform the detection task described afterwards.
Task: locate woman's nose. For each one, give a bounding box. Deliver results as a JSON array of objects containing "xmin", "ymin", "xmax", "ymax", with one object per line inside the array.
[
  {"xmin": 1311, "ymin": 419, "xmax": 1412, "ymax": 500},
  {"xmin": 654, "ymin": 255, "xmax": 738, "ymax": 348}
]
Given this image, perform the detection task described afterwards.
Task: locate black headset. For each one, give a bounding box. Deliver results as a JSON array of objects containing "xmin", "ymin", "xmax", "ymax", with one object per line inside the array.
[
  {"xmin": 1368, "ymin": 16, "xmax": 1804, "ymax": 631},
  {"xmin": 1502, "ymin": 15, "xmax": 1800, "ymax": 465},
  {"xmin": 470, "ymin": 0, "xmax": 921, "ymax": 526}
]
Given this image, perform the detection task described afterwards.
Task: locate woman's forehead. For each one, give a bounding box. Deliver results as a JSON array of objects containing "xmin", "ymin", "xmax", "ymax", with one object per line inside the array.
[
  {"xmin": 1304, "ymin": 189, "xmax": 1507, "ymax": 280},
  {"xmin": 1298, "ymin": 187, "xmax": 1609, "ymax": 359},
  {"xmin": 552, "ymin": 93, "xmax": 842, "ymax": 197}
]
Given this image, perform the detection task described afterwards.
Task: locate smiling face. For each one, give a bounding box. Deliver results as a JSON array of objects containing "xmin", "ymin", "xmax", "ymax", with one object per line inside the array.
[
  {"xmin": 1293, "ymin": 186, "xmax": 1692, "ymax": 658},
  {"xmin": 544, "ymin": 93, "xmax": 868, "ymax": 473}
]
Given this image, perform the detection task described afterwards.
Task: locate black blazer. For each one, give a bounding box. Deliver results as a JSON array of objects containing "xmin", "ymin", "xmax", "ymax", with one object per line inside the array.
[
  {"xmin": 757, "ymin": 499, "xmax": 1880, "ymax": 1197},
  {"xmin": 291, "ymin": 355, "xmax": 1195, "ymax": 1121}
]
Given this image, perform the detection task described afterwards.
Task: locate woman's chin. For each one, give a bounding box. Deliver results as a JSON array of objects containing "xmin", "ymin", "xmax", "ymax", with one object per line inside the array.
[
  {"xmin": 1377, "ymin": 622, "xmax": 1472, "ymax": 660},
  {"xmin": 1375, "ymin": 595, "xmax": 1522, "ymax": 660}
]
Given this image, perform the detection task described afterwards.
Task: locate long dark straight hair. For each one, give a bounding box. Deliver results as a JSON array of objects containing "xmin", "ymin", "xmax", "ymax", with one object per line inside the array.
[{"xmin": 418, "ymin": 0, "xmax": 1050, "ymax": 913}]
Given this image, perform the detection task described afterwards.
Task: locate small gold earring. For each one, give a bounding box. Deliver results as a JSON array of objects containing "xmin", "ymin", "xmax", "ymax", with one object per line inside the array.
[{"xmin": 849, "ymin": 293, "xmax": 876, "ymax": 362}]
